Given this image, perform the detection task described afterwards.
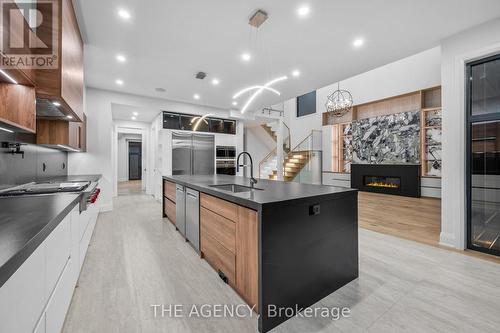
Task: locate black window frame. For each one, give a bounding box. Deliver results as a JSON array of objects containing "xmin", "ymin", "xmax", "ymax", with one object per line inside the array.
[
  {"xmin": 296, "ymin": 91, "xmax": 317, "ymax": 118},
  {"xmin": 466, "ymin": 52, "xmax": 500, "ymax": 257}
]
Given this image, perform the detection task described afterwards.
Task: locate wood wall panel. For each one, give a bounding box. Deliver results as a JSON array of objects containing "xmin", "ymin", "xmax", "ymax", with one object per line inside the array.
[{"xmin": 355, "ymin": 92, "xmax": 421, "ymax": 120}]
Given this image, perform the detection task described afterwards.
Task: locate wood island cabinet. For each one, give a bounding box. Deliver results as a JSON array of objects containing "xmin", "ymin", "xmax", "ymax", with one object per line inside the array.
[
  {"xmin": 163, "ymin": 180, "xmax": 176, "ymax": 225},
  {"xmin": 200, "ymin": 193, "xmax": 258, "ymax": 311}
]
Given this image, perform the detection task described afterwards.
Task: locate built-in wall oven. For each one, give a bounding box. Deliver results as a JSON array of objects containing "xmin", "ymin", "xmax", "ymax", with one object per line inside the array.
[
  {"xmin": 216, "ymin": 146, "xmax": 236, "ymax": 159},
  {"xmin": 216, "ymin": 146, "xmax": 236, "ymax": 175}
]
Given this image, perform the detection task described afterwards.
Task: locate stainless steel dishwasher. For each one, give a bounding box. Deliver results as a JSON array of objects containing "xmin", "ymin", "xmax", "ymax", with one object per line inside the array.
[
  {"xmin": 185, "ymin": 188, "xmax": 200, "ymax": 253},
  {"xmin": 175, "ymin": 184, "xmax": 186, "ymax": 237}
]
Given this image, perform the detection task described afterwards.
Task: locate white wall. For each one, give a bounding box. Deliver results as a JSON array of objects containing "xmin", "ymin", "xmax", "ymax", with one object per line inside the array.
[
  {"xmin": 68, "ymin": 88, "xmax": 234, "ymax": 211},
  {"xmin": 117, "ymin": 134, "xmax": 141, "ymax": 181},
  {"xmin": 283, "ymin": 47, "xmax": 442, "ymax": 148},
  {"xmin": 245, "ymin": 125, "xmax": 276, "ymax": 178},
  {"xmin": 440, "ymin": 17, "xmax": 500, "ymax": 249}
]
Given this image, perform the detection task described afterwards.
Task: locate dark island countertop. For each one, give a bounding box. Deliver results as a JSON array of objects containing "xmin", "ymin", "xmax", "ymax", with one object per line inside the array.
[
  {"xmin": 0, "ymin": 193, "xmax": 81, "ymax": 288},
  {"xmin": 163, "ymin": 175, "xmax": 357, "ymax": 210}
]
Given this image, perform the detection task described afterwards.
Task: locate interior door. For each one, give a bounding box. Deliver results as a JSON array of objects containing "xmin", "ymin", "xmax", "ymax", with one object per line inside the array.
[
  {"xmin": 128, "ymin": 141, "xmax": 142, "ymax": 180},
  {"xmin": 192, "ymin": 134, "xmax": 215, "ymax": 175}
]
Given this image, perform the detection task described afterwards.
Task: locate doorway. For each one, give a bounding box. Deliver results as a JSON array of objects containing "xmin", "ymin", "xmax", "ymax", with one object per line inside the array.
[
  {"xmin": 129, "ymin": 141, "xmax": 142, "ymax": 180},
  {"xmin": 466, "ymin": 53, "xmax": 500, "ymax": 256}
]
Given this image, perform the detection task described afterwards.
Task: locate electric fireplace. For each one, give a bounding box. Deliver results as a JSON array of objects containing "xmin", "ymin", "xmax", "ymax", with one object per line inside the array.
[
  {"xmin": 351, "ymin": 164, "xmax": 420, "ymax": 197},
  {"xmin": 364, "ymin": 176, "xmax": 401, "ymax": 189}
]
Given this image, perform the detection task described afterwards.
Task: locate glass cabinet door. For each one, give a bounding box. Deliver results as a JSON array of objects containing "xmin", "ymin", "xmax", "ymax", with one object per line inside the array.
[{"xmin": 467, "ymin": 54, "xmax": 500, "ymax": 256}]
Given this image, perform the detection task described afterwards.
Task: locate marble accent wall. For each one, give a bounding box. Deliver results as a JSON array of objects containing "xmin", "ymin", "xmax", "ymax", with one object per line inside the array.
[{"xmin": 351, "ymin": 110, "xmax": 420, "ymax": 164}]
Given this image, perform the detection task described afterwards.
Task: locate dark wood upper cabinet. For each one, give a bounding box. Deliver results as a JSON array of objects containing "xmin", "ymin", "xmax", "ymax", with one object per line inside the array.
[
  {"xmin": 36, "ymin": 112, "xmax": 87, "ymax": 151},
  {"xmin": 0, "ymin": 2, "xmax": 37, "ymax": 86},
  {"xmin": 0, "ymin": 83, "xmax": 36, "ymax": 133},
  {"xmin": 35, "ymin": 0, "xmax": 84, "ymax": 121}
]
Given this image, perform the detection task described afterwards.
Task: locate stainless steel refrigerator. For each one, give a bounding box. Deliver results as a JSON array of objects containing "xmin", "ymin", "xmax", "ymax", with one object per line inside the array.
[
  {"xmin": 172, "ymin": 132, "xmax": 215, "ymax": 175},
  {"xmin": 172, "ymin": 132, "xmax": 214, "ymax": 246}
]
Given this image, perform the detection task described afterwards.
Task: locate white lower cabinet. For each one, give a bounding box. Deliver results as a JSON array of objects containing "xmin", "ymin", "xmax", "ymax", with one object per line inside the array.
[
  {"xmin": 45, "ymin": 259, "xmax": 74, "ymax": 333},
  {"xmin": 0, "ymin": 195, "xmax": 101, "ymax": 333},
  {"xmin": 0, "ymin": 240, "xmax": 46, "ymax": 333},
  {"xmin": 45, "ymin": 214, "xmax": 72, "ymax": 300}
]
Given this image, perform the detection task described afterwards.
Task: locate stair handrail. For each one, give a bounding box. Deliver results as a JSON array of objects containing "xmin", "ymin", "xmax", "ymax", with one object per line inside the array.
[
  {"xmin": 283, "ymin": 122, "xmax": 291, "ymax": 153},
  {"xmin": 289, "ymin": 130, "xmax": 317, "ymax": 154},
  {"xmin": 258, "ymin": 147, "xmax": 277, "ymax": 179}
]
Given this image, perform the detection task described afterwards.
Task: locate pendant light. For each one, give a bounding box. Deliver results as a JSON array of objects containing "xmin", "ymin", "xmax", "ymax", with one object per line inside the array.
[{"xmin": 325, "ymin": 82, "xmax": 353, "ymax": 117}]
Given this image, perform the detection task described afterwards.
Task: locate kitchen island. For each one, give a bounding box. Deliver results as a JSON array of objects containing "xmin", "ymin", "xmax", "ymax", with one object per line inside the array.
[{"xmin": 163, "ymin": 175, "xmax": 358, "ymax": 332}]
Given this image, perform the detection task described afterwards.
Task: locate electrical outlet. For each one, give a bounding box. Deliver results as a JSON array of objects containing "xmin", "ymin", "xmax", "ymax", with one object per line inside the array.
[{"xmin": 309, "ymin": 204, "xmax": 320, "ymax": 216}]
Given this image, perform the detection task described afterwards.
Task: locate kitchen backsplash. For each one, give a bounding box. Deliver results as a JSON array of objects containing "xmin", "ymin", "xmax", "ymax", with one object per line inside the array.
[{"xmin": 0, "ymin": 131, "xmax": 68, "ymax": 189}]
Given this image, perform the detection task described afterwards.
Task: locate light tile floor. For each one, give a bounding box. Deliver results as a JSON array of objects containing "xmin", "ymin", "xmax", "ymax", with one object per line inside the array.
[{"xmin": 63, "ymin": 192, "xmax": 500, "ymax": 333}]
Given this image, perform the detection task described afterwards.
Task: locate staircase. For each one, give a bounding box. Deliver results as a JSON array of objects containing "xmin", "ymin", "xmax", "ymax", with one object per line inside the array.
[
  {"xmin": 268, "ymin": 151, "xmax": 310, "ymax": 181},
  {"xmin": 260, "ymin": 155, "xmax": 277, "ymax": 179},
  {"xmin": 261, "ymin": 122, "xmax": 291, "ymax": 154},
  {"xmin": 259, "ymin": 123, "xmax": 320, "ymax": 183},
  {"xmin": 261, "ymin": 123, "xmax": 278, "ymax": 141}
]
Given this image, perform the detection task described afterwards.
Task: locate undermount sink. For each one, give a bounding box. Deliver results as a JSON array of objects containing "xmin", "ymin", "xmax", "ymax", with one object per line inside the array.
[{"xmin": 209, "ymin": 184, "xmax": 263, "ymax": 193}]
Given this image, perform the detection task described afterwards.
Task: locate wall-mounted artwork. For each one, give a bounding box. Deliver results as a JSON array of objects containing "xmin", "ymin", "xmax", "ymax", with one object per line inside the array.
[{"xmin": 351, "ymin": 110, "xmax": 420, "ymax": 164}]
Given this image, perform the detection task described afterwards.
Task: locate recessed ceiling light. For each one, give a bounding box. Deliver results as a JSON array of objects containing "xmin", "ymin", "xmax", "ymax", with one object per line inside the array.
[
  {"xmin": 116, "ymin": 54, "xmax": 126, "ymax": 63},
  {"xmin": 66, "ymin": 115, "xmax": 73, "ymax": 119},
  {"xmin": 117, "ymin": 9, "xmax": 131, "ymax": 20},
  {"xmin": 52, "ymin": 101, "xmax": 61, "ymax": 106},
  {"xmin": 292, "ymin": 70, "xmax": 300, "ymax": 77},
  {"xmin": 212, "ymin": 78, "xmax": 220, "ymax": 85},
  {"xmin": 193, "ymin": 94, "xmax": 200, "ymax": 100},
  {"xmin": 133, "ymin": 112, "xmax": 138, "ymax": 116},
  {"xmin": 241, "ymin": 53, "xmax": 251, "ymax": 62},
  {"xmin": 115, "ymin": 79, "xmax": 124, "ymax": 85},
  {"xmin": 131, "ymin": 116, "xmax": 136, "ymax": 120},
  {"xmin": 353, "ymin": 38, "xmax": 364, "ymax": 48},
  {"xmin": 297, "ymin": 5, "xmax": 310, "ymax": 17},
  {"xmin": 232, "ymin": 101, "xmax": 238, "ymax": 106}
]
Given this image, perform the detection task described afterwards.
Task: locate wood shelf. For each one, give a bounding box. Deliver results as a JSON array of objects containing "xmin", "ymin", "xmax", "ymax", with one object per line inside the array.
[
  {"xmin": 420, "ymin": 89, "xmax": 442, "ymax": 177},
  {"xmin": 421, "ymin": 107, "xmax": 442, "ymax": 112}
]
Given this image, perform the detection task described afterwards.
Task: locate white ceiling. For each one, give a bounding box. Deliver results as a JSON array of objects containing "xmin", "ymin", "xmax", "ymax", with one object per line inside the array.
[{"xmin": 76, "ymin": 0, "xmax": 500, "ymax": 113}]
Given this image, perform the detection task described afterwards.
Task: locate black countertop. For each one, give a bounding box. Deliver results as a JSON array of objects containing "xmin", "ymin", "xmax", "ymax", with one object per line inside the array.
[
  {"xmin": 163, "ymin": 175, "xmax": 357, "ymax": 210},
  {"xmin": 0, "ymin": 193, "xmax": 81, "ymax": 288}
]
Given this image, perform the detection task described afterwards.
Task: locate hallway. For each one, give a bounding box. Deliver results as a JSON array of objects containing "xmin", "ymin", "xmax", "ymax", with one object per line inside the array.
[{"xmin": 118, "ymin": 180, "xmax": 143, "ymax": 196}]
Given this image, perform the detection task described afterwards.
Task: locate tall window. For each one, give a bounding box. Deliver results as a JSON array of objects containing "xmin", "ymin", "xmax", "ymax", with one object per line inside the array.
[
  {"xmin": 296, "ymin": 91, "xmax": 316, "ymax": 117},
  {"xmin": 467, "ymin": 53, "xmax": 500, "ymax": 256}
]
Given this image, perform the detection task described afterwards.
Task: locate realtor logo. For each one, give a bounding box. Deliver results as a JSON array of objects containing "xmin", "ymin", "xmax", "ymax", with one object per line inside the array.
[{"xmin": 0, "ymin": 0, "xmax": 58, "ymax": 69}]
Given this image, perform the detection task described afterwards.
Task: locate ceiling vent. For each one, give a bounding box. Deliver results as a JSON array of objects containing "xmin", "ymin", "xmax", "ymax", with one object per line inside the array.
[
  {"xmin": 249, "ymin": 9, "xmax": 268, "ymax": 28},
  {"xmin": 195, "ymin": 72, "xmax": 207, "ymax": 80}
]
